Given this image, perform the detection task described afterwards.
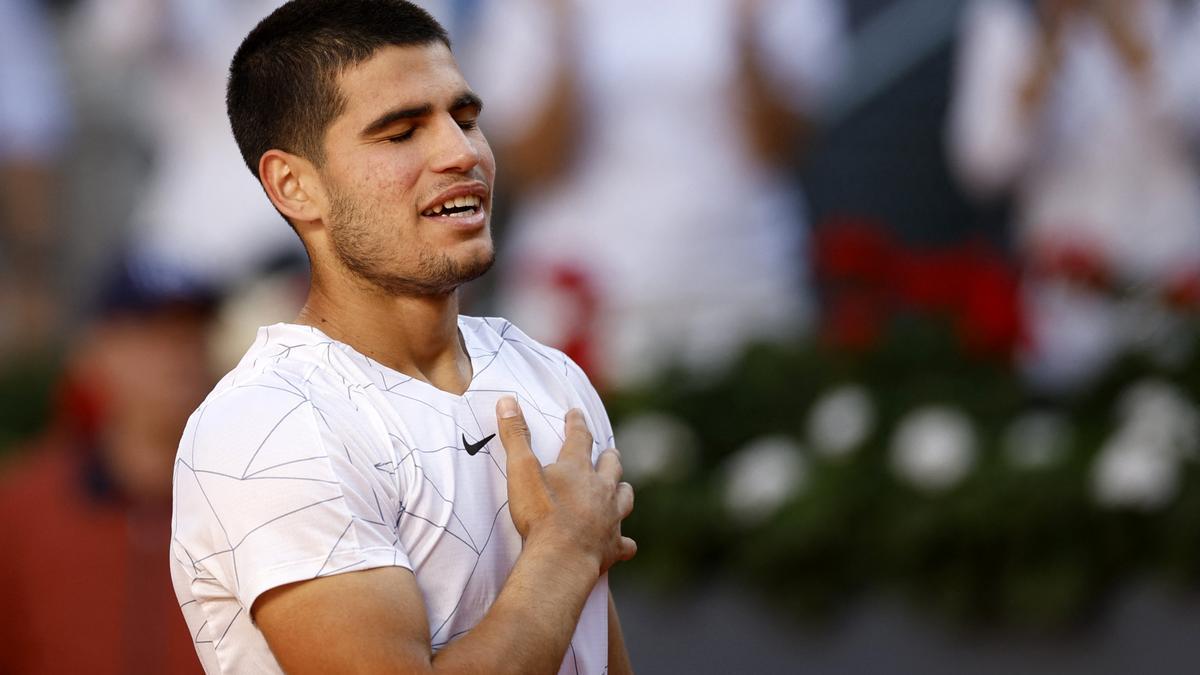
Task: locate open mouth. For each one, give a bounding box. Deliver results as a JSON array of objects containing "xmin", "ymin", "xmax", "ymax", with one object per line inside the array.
[{"xmin": 421, "ymin": 195, "xmax": 482, "ymax": 218}]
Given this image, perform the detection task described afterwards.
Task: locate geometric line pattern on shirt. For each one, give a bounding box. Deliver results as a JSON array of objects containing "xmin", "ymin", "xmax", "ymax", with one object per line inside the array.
[
  {"xmin": 173, "ymin": 317, "xmax": 608, "ymax": 673},
  {"xmin": 178, "ymin": 390, "xmax": 514, "ymax": 643},
  {"xmin": 428, "ymin": 497, "xmax": 511, "ymax": 647}
]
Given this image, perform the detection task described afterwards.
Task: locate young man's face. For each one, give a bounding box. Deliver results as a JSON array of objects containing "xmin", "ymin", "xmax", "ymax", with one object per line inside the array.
[{"xmin": 316, "ymin": 42, "xmax": 497, "ymax": 296}]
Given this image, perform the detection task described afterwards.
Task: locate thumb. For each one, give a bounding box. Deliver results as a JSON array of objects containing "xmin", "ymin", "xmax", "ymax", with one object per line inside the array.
[{"xmin": 496, "ymin": 396, "xmax": 536, "ymax": 469}]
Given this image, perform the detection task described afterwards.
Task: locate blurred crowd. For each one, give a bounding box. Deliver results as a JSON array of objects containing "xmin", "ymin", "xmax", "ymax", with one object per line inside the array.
[{"xmin": 2, "ymin": 0, "xmax": 1200, "ymax": 672}]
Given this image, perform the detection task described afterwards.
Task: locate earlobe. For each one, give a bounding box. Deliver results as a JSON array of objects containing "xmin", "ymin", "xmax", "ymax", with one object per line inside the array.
[{"xmin": 259, "ymin": 150, "xmax": 323, "ymax": 224}]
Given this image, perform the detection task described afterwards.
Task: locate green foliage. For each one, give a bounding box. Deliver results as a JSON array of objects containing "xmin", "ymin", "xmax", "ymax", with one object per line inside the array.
[
  {"xmin": 606, "ymin": 321, "xmax": 1200, "ymax": 628},
  {"xmin": 0, "ymin": 354, "xmax": 58, "ymax": 456}
]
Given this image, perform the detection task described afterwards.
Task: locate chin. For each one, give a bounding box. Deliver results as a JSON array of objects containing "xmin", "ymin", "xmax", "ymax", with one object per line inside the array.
[
  {"xmin": 454, "ymin": 234, "xmax": 495, "ymax": 269},
  {"xmin": 457, "ymin": 245, "xmax": 496, "ymax": 283}
]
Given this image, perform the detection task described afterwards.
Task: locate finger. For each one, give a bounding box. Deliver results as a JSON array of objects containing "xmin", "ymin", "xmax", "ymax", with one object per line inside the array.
[
  {"xmin": 556, "ymin": 408, "xmax": 594, "ymax": 466},
  {"xmin": 496, "ymin": 396, "xmax": 539, "ymax": 473},
  {"xmin": 617, "ymin": 536, "xmax": 637, "ymax": 562},
  {"xmin": 615, "ymin": 481, "xmax": 634, "ymax": 519},
  {"xmin": 595, "ymin": 447, "xmax": 622, "ymax": 482}
]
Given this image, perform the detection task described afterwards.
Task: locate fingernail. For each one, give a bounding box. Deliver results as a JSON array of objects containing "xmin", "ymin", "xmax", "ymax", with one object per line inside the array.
[{"xmin": 497, "ymin": 396, "xmax": 520, "ymax": 418}]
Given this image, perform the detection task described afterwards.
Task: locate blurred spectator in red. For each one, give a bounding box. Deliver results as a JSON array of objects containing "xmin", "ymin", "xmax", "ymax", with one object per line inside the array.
[
  {"xmin": 948, "ymin": 0, "xmax": 1200, "ymax": 391},
  {"xmin": 466, "ymin": 0, "xmax": 847, "ymax": 387},
  {"xmin": 0, "ymin": 252, "xmax": 217, "ymax": 674},
  {"xmin": 0, "ymin": 0, "xmax": 71, "ymax": 358}
]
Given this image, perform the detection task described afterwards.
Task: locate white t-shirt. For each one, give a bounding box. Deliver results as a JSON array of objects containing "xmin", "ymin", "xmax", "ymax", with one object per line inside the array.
[
  {"xmin": 171, "ymin": 316, "xmax": 614, "ymax": 674},
  {"xmin": 948, "ymin": 0, "xmax": 1200, "ymax": 280},
  {"xmin": 464, "ymin": 0, "xmax": 846, "ymax": 386}
]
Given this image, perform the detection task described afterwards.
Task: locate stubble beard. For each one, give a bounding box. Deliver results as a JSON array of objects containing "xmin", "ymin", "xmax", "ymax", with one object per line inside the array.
[{"xmin": 326, "ymin": 187, "xmax": 495, "ymax": 297}]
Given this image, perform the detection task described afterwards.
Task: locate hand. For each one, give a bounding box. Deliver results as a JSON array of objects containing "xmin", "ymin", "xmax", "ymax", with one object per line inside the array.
[
  {"xmin": 1093, "ymin": 0, "xmax": 1151, "ymax": 76},
  {"xmin": 496, "ymin": 396, "xmax": 636, "ymax": 576},
  {"xmin": 1020, "ymin": 4, "xmax": 1070, "ymax": 114}
]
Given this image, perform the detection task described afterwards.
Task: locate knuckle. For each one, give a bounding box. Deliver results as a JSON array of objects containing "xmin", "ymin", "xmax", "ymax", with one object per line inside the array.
[
  {"xmin": 571, "ymin": 425, "xmax": 593, "ymax": 447},
  {"xmin": 611, "ymin": 454, "xmax": 624, "ymax": 477},
  {"xmin": 567, "ymin": 410, "xmax": 592, "ymax": 440},
  {"xmin": 502, "ymin": 419, "xmax": 530, "ymax": 440}
]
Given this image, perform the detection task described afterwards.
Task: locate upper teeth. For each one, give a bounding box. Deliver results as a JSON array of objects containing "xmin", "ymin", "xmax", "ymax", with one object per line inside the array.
[{"xmin": 424, "ymin": 195, "xmax": 481, "ymax": 216}]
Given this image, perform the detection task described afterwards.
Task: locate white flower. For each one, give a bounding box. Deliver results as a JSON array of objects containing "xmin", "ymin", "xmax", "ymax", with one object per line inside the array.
[
  {"xmin": 1002, "ymin": 411, "xmax": 1072, "ymax": 470},
  {"xmin": 889, "ymin": 406, "xmax": 978, "ymax": 492},
  {"xmin": 613, "ymin": 412, "xmax": 699, "ymax": 484},
  {"xmin": 1091, "ymin": 428, "xmax": 1180, "ymax": 511},
  {"xmin": 721, "ymin": 435, "xmax": 807, "ymax": 525},
  {"xmin": 1116, "ymin": 378, "xmax": 1199, "ymax": 459},
  {"xmin": 806, "ymin": 384, "xmax": 875, "ymax": 459}
]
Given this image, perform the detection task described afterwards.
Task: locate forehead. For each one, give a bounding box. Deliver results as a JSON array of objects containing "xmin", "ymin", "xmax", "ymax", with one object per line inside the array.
[{"xmin": 329, "ymin": 42, "xmax": 467, "ymax": 133}]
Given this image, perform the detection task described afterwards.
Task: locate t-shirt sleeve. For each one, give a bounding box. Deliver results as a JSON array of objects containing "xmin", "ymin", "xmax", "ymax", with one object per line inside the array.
[
  {"xmin": 171, "ymin": 372, "xmax": 410, "ymax": 614},
  {"xmin": 945, "ymin": 0, "xmax": 1038, "ymax": 196},
  {"xmin": 754, "ymin": 0, "xmax": 848, "ymax": 114},
  {"xmin": 461, "ymin": 0, "xmax": 558, "ymax": 143}
]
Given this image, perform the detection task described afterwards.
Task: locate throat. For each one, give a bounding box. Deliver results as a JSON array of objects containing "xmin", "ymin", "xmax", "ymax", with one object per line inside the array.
[{"xmin": 295, "ymin": 290, "xmax": 471, "ymax": 392}]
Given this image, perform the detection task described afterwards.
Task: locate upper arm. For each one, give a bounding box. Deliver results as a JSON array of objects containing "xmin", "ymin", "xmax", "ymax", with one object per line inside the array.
[
  {"xmin": 463, "ymin": 0, "xmax": 560, "ymax": 143},
  {"xmin": 254, "ymin": 566, "xmax": 434, "ymax": 675},
  {"xmin": 947, "ymin": 0, "xmax": 1038, "ymax": 195},
  {"xmin": 173, "ymin": 377, "xmax": 412, "ymax": 649},
  {"xmin": 754, "ymin": 0, "xmax": 847, "ymax": 113}
]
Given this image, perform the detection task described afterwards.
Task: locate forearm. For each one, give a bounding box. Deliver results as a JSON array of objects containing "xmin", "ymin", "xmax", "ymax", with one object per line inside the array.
[
  {"xmin": 0, "ymin": 162, "xmax": 55, "ymax": 269},
  {"xmin": 736, "ymin": 8, "xmax": 810, "ymax": 167},
  {"xmin": 256, "ymin": 403, "xmax": 632, "ymax": 675},
  {"xmin": 501, "ymin": 5, "xmax": 580, "ymax": 190},
  {"xmin": 430, "ymin": 534, "xmax": 599, "ymax": 675}
]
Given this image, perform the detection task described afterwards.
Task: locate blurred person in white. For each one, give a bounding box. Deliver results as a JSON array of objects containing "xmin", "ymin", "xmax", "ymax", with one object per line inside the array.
[
  {"xmin": 949, "ymin": 0, "xmax": 1200, "ymax": 391},
  {"xmin": 467, "ymin": 0, "xmax": 847, "ymax": 387},
  {"xmin": 0, "ymin": 0, "xmax": 70, "ymax": 355},
  {"xmin": 68, "ymin": 0, "xmax": 301, "ymax": 286}
]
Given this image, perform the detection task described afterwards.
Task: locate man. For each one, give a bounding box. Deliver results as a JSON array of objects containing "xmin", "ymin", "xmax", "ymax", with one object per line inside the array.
[
  {"xmin": 169, "ymin": 2, "xmax": 636, "ymax": 674},
  {"xmin": 0, "ymin": 253, "xmax": 214, "ymax": 674},
  {"xmin": 468, "ymin": 0, "xmax": 845, "ymax": 387},
  {"xmin": 948, "ymin": 0, "xmax": 1200, "ymax": 391},
  {"xmin": 0, "ymin": 0, "xmax": 69, "ymax": 357}
]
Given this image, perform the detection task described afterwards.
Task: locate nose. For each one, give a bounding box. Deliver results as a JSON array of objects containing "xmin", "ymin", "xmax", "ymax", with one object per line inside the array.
[{"xmin": 429, "ymin": 115, "xmax": 481, "ymax": 174}]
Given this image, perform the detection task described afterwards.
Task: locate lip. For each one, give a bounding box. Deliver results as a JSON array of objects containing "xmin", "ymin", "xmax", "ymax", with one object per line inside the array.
[{"xmin": 419, "ymin": 181, "xmax": 490, "ymax": 216}]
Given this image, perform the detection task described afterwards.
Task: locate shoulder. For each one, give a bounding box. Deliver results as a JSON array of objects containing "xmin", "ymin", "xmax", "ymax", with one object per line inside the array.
[
  {"xmin": 462, "ymin": 315, "xmax": 613, "ymax": 444},
  {"xmin": 461, "ymin": 314, "xmax": 579, "ymax": 377},
  {"xmin": 179, "ymin": 325, "xmax": 390, "ymax": 477}
]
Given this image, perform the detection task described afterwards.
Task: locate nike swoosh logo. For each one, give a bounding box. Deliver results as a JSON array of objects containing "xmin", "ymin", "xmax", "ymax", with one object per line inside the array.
[{"xmin": 463, "ymin": 433, "xmax": 496, "ymax": 456}]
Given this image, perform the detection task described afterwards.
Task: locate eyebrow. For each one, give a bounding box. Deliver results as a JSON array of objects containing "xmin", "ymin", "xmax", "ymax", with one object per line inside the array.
[{"xmin": 359, "ymin": 91, "xmax": 484, "ymax": 138}]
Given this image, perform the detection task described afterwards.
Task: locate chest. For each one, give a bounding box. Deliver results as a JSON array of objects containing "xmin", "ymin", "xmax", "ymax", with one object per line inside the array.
[
  {"xmin": 358, "ymin": 372, "xmax": 592, "ymax": 643},
  {"xmin": 369, "ymin": 374, "xmax": 592, "ymax": 572}
]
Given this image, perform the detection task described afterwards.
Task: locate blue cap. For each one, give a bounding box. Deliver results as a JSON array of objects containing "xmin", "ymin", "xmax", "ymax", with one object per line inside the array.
[{"xmin": 93, "ymin": 252, "xmax": 221, "ymax": 318}]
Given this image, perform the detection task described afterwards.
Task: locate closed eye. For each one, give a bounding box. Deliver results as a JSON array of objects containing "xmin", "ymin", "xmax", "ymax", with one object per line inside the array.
[{"xmin": 386, "ymin": 129, "xmax": 416, "ymax": 143}]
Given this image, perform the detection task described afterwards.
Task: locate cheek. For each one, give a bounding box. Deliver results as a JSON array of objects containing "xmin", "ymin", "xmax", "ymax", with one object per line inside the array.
[{"xmin": 358, "ymin": 154, "xmax": 422, "ymax": 202}]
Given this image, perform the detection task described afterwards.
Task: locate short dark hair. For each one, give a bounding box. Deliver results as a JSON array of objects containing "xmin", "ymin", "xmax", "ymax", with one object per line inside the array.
[{"xmin": 227, "ymin": 0, "xmax": 450, "ymax": 177}]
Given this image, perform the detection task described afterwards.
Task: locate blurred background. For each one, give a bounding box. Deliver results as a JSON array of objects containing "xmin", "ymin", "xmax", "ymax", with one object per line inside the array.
[{"xmin": 2, "ymin": 0, "xmax": 1200, "ymax": 672}]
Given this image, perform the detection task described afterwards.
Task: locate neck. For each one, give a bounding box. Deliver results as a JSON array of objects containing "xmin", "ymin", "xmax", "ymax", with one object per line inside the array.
[{"xmin": 297, "ymin": 273, "xmax": 472, "ymax": 395}]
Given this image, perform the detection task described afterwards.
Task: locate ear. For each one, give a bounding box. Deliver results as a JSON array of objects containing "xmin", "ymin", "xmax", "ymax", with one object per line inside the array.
[{"xmin": 258, "ymin": 149, "xmax": 325, "ymax": 224}]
